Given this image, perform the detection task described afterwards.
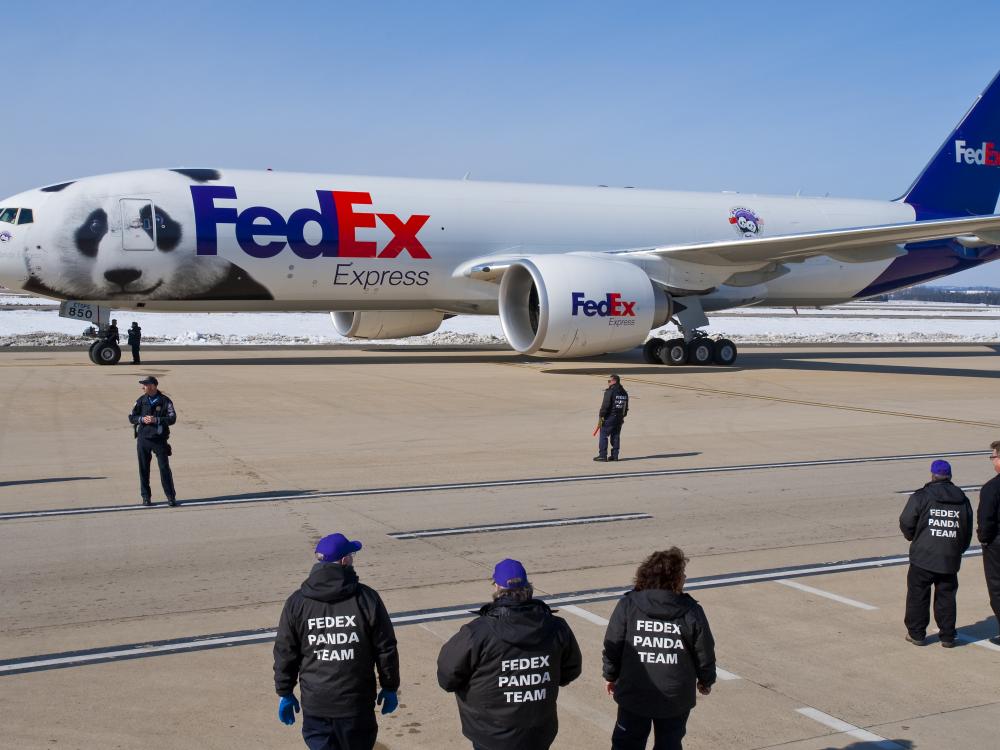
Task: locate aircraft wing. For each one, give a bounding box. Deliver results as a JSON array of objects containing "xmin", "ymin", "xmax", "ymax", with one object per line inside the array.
[{"xmin": 618, "ymin": 214, "xmax": 1000, "ymax": 267}]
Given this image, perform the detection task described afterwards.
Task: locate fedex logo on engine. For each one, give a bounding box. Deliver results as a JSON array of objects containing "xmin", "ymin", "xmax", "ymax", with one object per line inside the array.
[
  {"xmin": 954, "ymin": 140, "xmax": 1000, "ymax": 166},
  {"xmin": 571, "ymin": 292, "xmax": 636, "ymax": 317},
  {"xmin": 191, "ymin": 186, "xmax": 431, "ymax": 259}
]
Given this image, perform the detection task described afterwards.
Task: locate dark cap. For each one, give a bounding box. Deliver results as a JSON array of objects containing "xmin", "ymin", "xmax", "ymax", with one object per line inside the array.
[
  {"xmin": 931, "ymin": 459, "xmax": 952, "ymax": 476},
  {"xmin": 315, "ymin": 533, "xmax": 362, "ymax": 562},
  {"xmin": 139, "ymin": 376, "xmax": 158, "ymax": 385},
  {"xmin": 493, "ymin": 558, "xmax": 529, "ymax": 589}
]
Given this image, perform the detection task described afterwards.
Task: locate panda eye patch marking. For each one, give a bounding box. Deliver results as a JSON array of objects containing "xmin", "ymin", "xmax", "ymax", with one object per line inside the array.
[
  {"xmin": 74, "ymin": 209, "xmax": 108, "ymax": 257},
  {"xmin": 138, "ymin": 204, "xmax": 182, "ymax": 251}
]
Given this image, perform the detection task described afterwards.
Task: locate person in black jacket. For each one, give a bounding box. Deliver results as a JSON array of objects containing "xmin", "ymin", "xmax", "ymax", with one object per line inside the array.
[
  {"xmin": 127, "ymin": 322, "xmax": 142, "ymax": 364},
  {"xmin": 273, "ymin": 533, "xmax": 400, "ymax": 750},
  {"xmin": 106, "ymin": 318, "xmax": 119, "ymax": 345},
  {"xmin": 128, "ymin": 376, "xmax": 177, "ymax": 507},
  {"xmin": 602, "ymin": 547, "xmax": 715, "ymax": 750},
  {"xmin": 899, "ymin": 459, "xmax": 974, "ymax": 647},
  {"xmin": 437, "ymin": 559, "xmax": 582, "ymax": 750},
  {"xmin": 595, "ymin": 374, "xmax": 629, "ymax": 462},
  {"xmin": 977, "ymin": 441, "xmax": 1000, "ymax": 643}
]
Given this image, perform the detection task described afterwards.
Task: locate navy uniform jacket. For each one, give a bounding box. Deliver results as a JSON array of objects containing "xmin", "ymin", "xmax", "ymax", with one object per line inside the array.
[{"xmin": 129, "ymin": 394, "xmax": 176, "ymax": 440}]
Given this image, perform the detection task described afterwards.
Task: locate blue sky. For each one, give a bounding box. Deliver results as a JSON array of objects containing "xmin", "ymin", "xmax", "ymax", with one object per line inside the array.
[{"xmin": 5, "ymin": 1, "xmax": 1000, "ymax": 285}]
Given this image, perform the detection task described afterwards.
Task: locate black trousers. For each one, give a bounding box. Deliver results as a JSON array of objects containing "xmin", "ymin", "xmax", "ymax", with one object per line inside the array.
[
  {"xmin": 612, "ymin": 705, "xmax": 690, "ymax": 750},
  {"xmin": 137, "ymin": 437, "xmax": 175, "ymax": 501},
  {"xmin": 904, "ymin": 563, "xmax": 958, "ymax": 641},
  {"xmin": 130, "ymin": 343, "xmax": 140, "ymax": 363},
  {"xmin": 599, "ymin": 415, "xmax": 623, "ymax": 459},
  {"xmin": 302, "ymin": 712, "xmax": 377, "ymax": 750},
  {"xmin": 983, "ymin": 543, "xmax": 1000, "ymax": 634}
]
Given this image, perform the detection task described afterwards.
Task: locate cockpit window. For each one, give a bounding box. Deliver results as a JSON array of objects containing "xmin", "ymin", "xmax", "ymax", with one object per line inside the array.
[
  {"xmin": 0, "ymin": 208, "xmax": 17, "ymax": 223},
  {"xmin": 16, "ymin": 208, "xmax": 33, "ymax": 225}
]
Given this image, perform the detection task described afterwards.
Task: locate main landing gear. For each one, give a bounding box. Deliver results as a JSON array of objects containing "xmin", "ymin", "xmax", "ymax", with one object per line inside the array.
[{"xmin": 642, "ymin": 334, "xmax": 738, "ymax": 367}]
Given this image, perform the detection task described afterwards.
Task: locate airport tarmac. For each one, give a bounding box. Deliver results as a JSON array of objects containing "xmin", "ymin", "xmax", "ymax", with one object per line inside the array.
[{"xmin": 1, "ymin": 343, "xmax": 999, "ymax": 749}]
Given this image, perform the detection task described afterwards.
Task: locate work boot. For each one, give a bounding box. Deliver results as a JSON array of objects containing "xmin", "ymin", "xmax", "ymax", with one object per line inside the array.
[
  {"xmin": 608, "ymin": 456, "xmax": 619, "ymax": 461},
  {"xmin": 940, "ymin": 639, "xmax": 955, "ymax": 648},
  {"xmin": 593, "ymin": 456, "xmax": 607, "ymax": 462},
  {"xmin": 904, "ymin": 633, "xmax": 925, "ymax": 646},
  {"xmin": 167, "ymin": 497, "xmax": 178, "ymax": 507},
  {"xmin": 141, "ymin": 498, "xmax": 152, "ymax": 507}
]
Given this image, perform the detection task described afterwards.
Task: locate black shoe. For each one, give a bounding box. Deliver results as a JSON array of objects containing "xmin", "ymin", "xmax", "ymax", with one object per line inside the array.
[
  {"xmin": 940, "ymin": 639, "xmax": 956, "ymax": 648},
  {"xmin": 593, "ymin": 456, "xmax": 607, "ymax": 462},
  {"xmin": 990, "ymin": 636, "xmax": 1000, "ymax": 646},
  {"xmin": 608, "ymin": 456, "xmax": 619, "ymax": 461},
  {"xmin": 905, "ymin": 634, "xmax": 925, "ymax": 646},
  {"xmin": 167, "ymin": 497, "xmax": 178, "ymax": 507}
]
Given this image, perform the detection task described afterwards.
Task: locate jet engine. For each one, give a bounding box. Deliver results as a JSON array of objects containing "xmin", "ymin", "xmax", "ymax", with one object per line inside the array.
[
  {"xmin": 331, "ymin": 310, "xmax": 445, "ymax": 339},
  {"xmin": 498, "ymin": 255, "xmax": 670, "ymax": 358}
]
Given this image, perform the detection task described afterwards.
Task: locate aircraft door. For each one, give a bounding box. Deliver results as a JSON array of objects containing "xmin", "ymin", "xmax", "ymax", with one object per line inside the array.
[{"xmin": 120, "ymin": 199, "xmax": 155, "ymax": 251}]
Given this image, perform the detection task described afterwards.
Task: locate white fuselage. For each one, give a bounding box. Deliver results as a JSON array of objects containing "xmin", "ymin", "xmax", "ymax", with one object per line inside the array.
[{"xmin": 0, "ymin": 168, "xmax": 920, "ymax": 313}]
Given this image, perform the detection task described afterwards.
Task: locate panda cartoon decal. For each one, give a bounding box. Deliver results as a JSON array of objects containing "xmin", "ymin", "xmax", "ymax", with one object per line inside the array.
[
  {"xmin": 24, "ymin": 169, "xmax": 273, "ymax": 301},
  {"xmin": 729, "ymin": 206, "xmax": 763, "ymax": 238}
]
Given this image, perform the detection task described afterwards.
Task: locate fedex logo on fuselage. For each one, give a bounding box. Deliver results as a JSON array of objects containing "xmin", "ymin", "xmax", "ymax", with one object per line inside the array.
[
  {"xmin": 191, "ymin": 185, "xmax": 431, "ymax": 259},
  {"xmin": 571, "ymin": 292, "xmax": 636, "ymax": 317},
  {"xmin": 954, "ymin": 140, "xmax": 1000, "ymax": 166}
]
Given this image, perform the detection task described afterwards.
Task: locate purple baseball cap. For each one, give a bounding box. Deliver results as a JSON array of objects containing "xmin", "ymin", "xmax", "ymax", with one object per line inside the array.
[
  {"xmin": 493, "ymin": 558, "xmax": 529, "ymax": 589},
  {"xmin": 931, "ymin": 459, "xmax": 952, "ymax": 476},
  {"xmin": 315, "ymin": 533, "xmax": 362, "ymax": 562}
]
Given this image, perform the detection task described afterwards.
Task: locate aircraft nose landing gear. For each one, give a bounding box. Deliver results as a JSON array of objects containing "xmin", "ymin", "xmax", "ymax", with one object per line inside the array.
[{"xmin": 89, "ymin": 338, "xmax": 122, "ymax": 365}]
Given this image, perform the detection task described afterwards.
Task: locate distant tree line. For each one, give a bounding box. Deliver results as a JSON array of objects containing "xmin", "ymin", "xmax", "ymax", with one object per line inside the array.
[{"xmin": 868, "ymin": 286, "xmax": 1000, "ymax": 304}]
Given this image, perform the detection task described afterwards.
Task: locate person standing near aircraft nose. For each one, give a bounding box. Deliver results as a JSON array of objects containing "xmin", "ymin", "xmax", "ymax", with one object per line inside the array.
[
  {"xmin": 437, "ymin": 559, "xmax": 582, "ymax": 750},
  {"xmin": 602, "ymin": 547, "xmax": 716, "ymax": 750},
  {"xmin": 128, "ymin": 376, "xmax": 177, "ymax": 507},
  {"xmin": 273, "ymin": 533, "xmax": 399, "ymax": 750},
  {"xmin": 127, "ymin": 322, "xmax": 142, "ymax": 364},
  {"xmin": 977, "ymin": 441, "xmax": 1000, "ymax": 644},
  {"xmin": 899, "ymin": 460, "xmax": 973, "ymax": 647},
  {"xmin": 595, "ymin": 374, "xmax": 629, "ymax": 462}
]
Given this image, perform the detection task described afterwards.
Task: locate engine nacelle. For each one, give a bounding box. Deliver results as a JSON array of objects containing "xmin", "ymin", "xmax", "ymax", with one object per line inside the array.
[
  {"xmin": 498, "ymin": 255, "xmax": 670, "ymax": 358},
  {"xmin": 331, "ymin": 310, "xmax": 445, "ymax": 339}
]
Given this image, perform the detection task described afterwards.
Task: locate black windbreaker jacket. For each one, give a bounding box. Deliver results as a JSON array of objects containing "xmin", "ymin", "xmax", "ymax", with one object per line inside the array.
[
  {"xmin": 273, "ymin": 564, "xmax": 399, "ymax": 719},
  {"xmin": 437, "ymin": 598, "xmax": 583, "ymax": 750},
  {"xmin": 602, "ymin": 589, "xmax": 716, "ymax": 719},
  {"xmin": 900, "ymin": 479, "xmax": 973, "ymax": 574},
  {"xmin": 128, "ymin": 394, "xmax": 176, "ymax": 440},
  {"xmin": 978, "ymin": 474, "xmax": 1000, "ymax": 545},
  {"xmin": 599, "ymin": 384, "xmax": 629, "ymax": 420}
]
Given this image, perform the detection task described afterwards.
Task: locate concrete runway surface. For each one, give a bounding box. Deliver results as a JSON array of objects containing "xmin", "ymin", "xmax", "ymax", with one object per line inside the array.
[{"xmin": 1, "ymin": 343, "xmax": 999, "ymax": 749}]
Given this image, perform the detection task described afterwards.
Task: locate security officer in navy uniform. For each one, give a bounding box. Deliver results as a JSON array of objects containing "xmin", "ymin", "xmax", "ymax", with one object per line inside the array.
[
  {"xmin": 437, "ymin": 559, "xmax": 583, "ymax": 750},
  {"xmin": 128, "ymin": 376, "xmax": 177, "ymax": 506},
  {"xmin": 273, "ymin": 533, "xmax": 400, "ymax": 750},
  {"xmin": 595, "ymin": 374, "xmax": 629, "ymax": 461},
  {"xmin": 603, "ymin": 547, "xmax": 716, "ymax": 750},
  {"xmin": 899, "ymin": 459, "xmax": 973, "ymax": 647}
]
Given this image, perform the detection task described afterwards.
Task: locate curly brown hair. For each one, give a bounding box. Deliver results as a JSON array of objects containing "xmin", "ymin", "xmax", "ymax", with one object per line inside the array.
[{"xmin": 634, "ymin": 548, "xmax": 688, "ymax": 593}]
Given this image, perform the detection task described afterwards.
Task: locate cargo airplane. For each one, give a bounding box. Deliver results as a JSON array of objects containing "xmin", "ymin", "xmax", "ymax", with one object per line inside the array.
[{"xmin": 3, "ymin": 71, "xmax": 1000, "ymax": 365}]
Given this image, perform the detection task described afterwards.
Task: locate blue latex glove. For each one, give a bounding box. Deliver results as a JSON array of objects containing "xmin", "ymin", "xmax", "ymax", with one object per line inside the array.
[
  {"xmin": 278, "ymin": 694, "xmax": 300, "ymax": 725},
  {"xmin": 377, "ymin": 689, "xmax": 398, "ymax": 715}
]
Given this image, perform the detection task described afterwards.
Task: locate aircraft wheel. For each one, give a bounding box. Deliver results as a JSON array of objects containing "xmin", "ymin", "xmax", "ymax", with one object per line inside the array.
[
  {"xmin": 642, "ymin": 337, "xmax": 665, "ymax": 364},
  {"xmin": 660, "ymin": 338, "xmax": 688, "ymax": 366},
  {"xmin": 94, "ymin": 342, "xmax": 121, "ymax": 365},
  {"xmin": 713, "ymin": 338, "xmax": 738, "ymax": 366},
  {"xmin": 88, "ymin": 341, "xmax": 102, "ymax": 364},
  {"xmin": 688, "ymin": 338, "xmax": 715, "ymax": 366}
]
